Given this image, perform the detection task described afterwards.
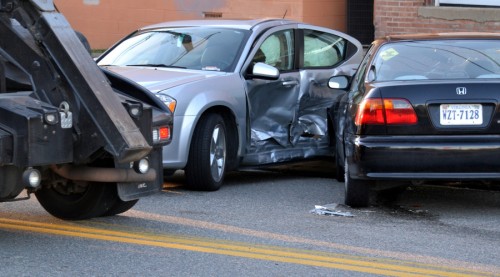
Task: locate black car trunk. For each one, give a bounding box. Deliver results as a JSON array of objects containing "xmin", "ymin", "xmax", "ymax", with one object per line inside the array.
[{"xmin": 377, "ymin": 81, "xmax": 500, "ymax": 136}]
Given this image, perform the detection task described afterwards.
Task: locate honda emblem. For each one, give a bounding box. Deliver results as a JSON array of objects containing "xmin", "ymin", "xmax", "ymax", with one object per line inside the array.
[{"xmin": 456, "ymin": 87, "xmax": 467, "ymax": 95}]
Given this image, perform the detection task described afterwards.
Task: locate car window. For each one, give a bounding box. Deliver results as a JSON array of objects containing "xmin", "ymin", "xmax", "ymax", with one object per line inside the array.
[
  {"xmin": 350, "ymin": 44, "xmax": 375, "ymax": 102},
  {"xmin": 98, "ymin": 28, "xmax": 249, "ymax": 72},
  {"xmin": 252, "ymin": 29, "xmax": 294, "ymax": 71},
  {"xmin": 355, "ymin": 44, "xmax": 375, "ymax": 85},
  {"xmin": 373, "ymin": 40, "xmax": 500, "ymax": 81},
  {"xmin": 303, "ymin": 30, "xmax": 346, "ymax": 68}
]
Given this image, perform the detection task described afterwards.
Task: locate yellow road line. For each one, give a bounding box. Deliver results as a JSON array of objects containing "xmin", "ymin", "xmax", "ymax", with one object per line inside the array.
[
  {"xmin": 0, "ymin": 218, "xmax": 493, "ymax": 277},
  {"xmin": 126, "ymin": 210, "xmax": 500, "ymax": 275}
]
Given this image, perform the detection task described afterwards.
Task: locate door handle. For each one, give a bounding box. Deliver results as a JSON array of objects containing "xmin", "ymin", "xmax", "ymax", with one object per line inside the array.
[{"xmin": 282, "ymin": 80, "xmax": 298, "ymax": 86}]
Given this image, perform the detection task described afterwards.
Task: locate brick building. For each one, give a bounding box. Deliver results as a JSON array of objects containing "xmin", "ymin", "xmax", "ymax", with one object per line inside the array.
[
  {"xmin": 55, "ymin": 0, "xmax": 500, "ymax": 50},
  {"xmin": 55, "ymin": 0, "xmax": 351, "ymax": 49},
  {"xmin": 374, "ymin": 0, "xmax": 500, "ymax": 38}
]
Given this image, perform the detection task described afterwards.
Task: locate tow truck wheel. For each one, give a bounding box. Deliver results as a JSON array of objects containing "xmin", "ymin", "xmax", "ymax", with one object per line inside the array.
[
  {"xmin": 185, "ymin": 113, "xmax": 227, "ymax": 191},
  {"xmin": 101, "ymin": 197, "xmax": 138, "ymax": 216},
  {"xmin": 100, "ymin": 180, "xmax": 139, "ymax": 216},
  {"xmin": 35, "ymin": 180, "xmax": 119, "ymax": 220}
]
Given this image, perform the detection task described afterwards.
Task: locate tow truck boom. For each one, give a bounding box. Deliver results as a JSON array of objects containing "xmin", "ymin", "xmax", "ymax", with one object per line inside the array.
[{"xmin": 0, "ymin": 0, "xmax": 172, "ymax": 219}]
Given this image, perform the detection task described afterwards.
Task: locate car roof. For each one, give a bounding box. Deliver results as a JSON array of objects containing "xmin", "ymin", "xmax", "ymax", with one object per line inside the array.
[
  {"xmin": 138, "ymin": 18, "xmax": 299, "ymax": 32},
  {"xmin": 377, "ymin": 32, "xmax": 500, "ymax": 43}
]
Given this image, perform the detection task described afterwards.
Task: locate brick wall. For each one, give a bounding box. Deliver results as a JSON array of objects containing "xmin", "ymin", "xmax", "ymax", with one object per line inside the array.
[
  {"xmin": 55, "ymin": 0, "xmax": 346, "ymax": 50},
  {"xmin": 374, "ymin": 0, "xmax": 500, "ymax": 38},
  {"xmin": 302, "ymin": 0, "xmax": 346, "ymax": 32}
]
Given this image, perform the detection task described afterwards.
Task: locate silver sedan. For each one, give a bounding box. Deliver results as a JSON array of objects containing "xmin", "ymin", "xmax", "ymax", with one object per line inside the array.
[{"xmin": 97, "ymin": 19, "xmax": 363, "ymax": 191}]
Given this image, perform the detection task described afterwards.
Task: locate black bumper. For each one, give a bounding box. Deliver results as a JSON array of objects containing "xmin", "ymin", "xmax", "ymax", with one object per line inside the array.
[{"xmin": 346, "ymin": 134, "xmax": 500, "ymax": 180}]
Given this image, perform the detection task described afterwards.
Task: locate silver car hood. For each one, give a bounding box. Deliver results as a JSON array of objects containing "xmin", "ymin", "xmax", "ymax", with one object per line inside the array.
[{"xmin": 102, "ymin": 66, "xmax": 219, "ymax": 93}]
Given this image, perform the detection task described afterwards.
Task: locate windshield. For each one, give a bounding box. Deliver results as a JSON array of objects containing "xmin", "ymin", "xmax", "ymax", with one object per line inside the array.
[
  {"xmin": 372, "ymin": 40, "xmax": 500, "ymax": 81},
  {"xmin": 98, "ymin": 27, "xmax": 249, "ymax": 72}
]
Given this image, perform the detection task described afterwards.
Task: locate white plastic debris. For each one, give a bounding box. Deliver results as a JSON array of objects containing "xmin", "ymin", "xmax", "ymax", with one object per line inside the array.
[{"xmin": 310, "ymin": 203, "xmax": 354, "ymax": 217}]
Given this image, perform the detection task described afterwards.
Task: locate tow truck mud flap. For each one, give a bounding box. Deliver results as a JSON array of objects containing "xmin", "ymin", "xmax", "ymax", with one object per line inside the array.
[{"xmin": 116, "ymin": 146, "xmax": 163, "ymax": 201}]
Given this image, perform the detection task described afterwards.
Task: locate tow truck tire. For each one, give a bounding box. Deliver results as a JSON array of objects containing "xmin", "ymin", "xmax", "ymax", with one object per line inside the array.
[
  {"xmin": 35, "ymin": 181, "xmax": 118, "ymax": 220},
  {"xmin": 185, "ymin": 113, "xmax": 227, "ymax": 191},
  {"xmin": 101, "ymin": 198, "xmax": 139, "ymax": 216},
  {"xmin": 100, "ymin": 183, "xmax": 139, "ymax": 216}
]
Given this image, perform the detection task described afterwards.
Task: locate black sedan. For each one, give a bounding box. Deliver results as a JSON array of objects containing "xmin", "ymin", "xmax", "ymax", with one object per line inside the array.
[{"xmin": 329, "ymin": 33, "xmax": 500, "ymax": 207}]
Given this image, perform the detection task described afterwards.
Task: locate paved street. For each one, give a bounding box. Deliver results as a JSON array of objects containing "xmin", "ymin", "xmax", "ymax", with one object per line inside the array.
[{"xmin": 1, "ymin": 163, "xmax": 499, "ymax": 276}]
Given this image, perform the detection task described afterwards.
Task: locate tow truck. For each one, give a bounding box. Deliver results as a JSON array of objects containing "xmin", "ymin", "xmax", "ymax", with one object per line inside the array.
[{"xmin": 0, "ymin": 0, "xmax": 172, "ymax": 219}]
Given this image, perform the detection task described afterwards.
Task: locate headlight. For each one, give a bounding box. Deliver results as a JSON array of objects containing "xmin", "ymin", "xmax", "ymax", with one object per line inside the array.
[{"xmin": 156, "ymin": 94, "xmax": 176, "ymax": 113}]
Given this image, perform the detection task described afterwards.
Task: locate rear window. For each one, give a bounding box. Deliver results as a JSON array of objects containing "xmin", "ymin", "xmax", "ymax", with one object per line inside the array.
[{"xmin": 372, "ymin": 39, "xmax": 500, "ymax": 81}]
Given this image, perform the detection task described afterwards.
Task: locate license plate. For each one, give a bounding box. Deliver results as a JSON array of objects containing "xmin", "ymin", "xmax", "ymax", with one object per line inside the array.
[{"xmin": 440, "ymin": 104, "xmax": 482, "ymax": 125}]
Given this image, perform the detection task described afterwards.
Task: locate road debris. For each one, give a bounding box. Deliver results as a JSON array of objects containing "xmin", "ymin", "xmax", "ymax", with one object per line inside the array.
[{"xmin": 310, "ymin": 204, "xmax": 354, "ymax": 217}]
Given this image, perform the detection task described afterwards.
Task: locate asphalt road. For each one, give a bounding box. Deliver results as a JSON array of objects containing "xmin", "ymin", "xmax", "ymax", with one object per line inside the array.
[{"xmin": 0, "ymin": 162, "xmax": 499, "ymax": 276}]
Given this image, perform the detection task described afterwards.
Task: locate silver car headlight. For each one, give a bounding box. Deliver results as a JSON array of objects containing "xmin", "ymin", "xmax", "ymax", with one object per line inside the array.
[{"xmin": 156, "ymin": 94, "xmax": 177, "ymax": 113}]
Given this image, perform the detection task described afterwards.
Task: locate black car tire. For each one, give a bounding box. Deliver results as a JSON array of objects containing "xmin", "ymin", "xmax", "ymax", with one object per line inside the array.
[
  {"xmin": 335, "ymin": 136, "xmax": 345, "ymax": 182},
  {"xmin": 35, "ymin": 181, "xmax": 118, "ymax": 220},
  {"xmin": 344, "ymin": 159, "xmax": 370, "ymax": 207},
  {"xmin": 185, "ymin": 113, "xmax": 227, "ymax": 191}
]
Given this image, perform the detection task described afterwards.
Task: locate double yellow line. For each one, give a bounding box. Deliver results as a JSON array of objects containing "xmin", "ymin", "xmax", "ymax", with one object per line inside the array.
[{"xmin": 0, "ymin": 218, "xmax": 493, "ymax": 277}]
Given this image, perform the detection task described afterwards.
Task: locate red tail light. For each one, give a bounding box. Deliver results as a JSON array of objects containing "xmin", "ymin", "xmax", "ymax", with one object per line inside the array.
[
  {"xmin": 355, "ymin": 98, "xmax": 385, "ymax": 125},
  {"xmin": 355, "ymin": 98, "xmax": 417, "ymax": 126},
  {"xmin": 384, "ymin": 99, "xmax": 418, "ymax": 124},
  {"xmin": 153, "ymin": 126, "xmax": 171, "ymax": 144},
  {"xmin": 159, "ymin": 127, "xmax": 170, "ymax": 140}
]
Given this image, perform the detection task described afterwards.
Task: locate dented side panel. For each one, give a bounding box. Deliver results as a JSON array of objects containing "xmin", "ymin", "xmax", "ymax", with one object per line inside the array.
[
  {"xmin": 242, "ymin": 26, "xmax": 362, "ymax": 166},
  {"xmin": 243, "ymin": 67, "xmax": 349, "ymax": 165}
]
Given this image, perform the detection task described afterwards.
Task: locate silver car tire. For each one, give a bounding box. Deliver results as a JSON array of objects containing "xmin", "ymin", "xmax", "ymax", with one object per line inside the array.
[
  {"xmin": 185, "ymin": 113, "xmax": 227, "ymax": 191},
  {"xmin": 344, "ymin": 158, "xmax": 370, "ymax": 207}
]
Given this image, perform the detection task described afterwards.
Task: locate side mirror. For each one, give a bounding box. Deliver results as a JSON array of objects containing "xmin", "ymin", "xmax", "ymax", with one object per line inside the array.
[
  {"xmin": 328, "ymin": 76, "xmax": 349, "ymax": 90},
  {"xmin": 251, "ymin": 62, "xmax": 280, "ymax": 80}
]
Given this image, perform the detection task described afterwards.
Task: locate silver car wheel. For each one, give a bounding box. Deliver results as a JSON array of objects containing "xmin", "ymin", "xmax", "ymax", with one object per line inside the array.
[
  {"xmin": 210, "ymin": 124, "xmax": 226, "ymax": 182},
  {"xmin": 185, "ymin": 113, "xmax": 228, "ymax": 191}
]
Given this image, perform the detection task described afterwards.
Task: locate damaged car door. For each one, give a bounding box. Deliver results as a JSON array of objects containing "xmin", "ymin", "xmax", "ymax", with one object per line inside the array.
[
  {"xmin": 243, "ymin": 25, "xmax": 362, "ymax": 165},
  {"xmin": 246, "ymin": 28, "xmax": 299, "ymax": 150}
]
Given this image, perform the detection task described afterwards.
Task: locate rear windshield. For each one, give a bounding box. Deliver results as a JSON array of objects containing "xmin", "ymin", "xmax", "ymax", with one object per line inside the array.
[{"xmin": 372, "ymin": 39, "xmax": 500, "ymax": 81}]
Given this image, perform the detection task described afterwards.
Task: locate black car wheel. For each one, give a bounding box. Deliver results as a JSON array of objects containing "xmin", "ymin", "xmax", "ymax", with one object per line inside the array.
[
  {"xmin": 344, "ymin": 159, "xmax": 370, "ymax": 207},
  {"xmin": 35, "ymin": 180, "xmax": 119, "ymax": 220},
  {"xmin": 185, "ymin": 113, "xmax": 227, "ymax": 191},
  {"xmin": 334, "ymin": 135, "xmax": 345, "ymax": 182}
]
